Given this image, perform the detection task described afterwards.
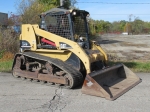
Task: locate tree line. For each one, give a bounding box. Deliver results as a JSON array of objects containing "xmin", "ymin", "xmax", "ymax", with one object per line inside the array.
[
  {"xmin": 1, "ymin": 0, "xmax": 150, "ymax": 57},
  {"xmin": 8, "ymin": 0, "xmax": 150, "ymax": 35},
  {"xmin": 88, "ymin": 19, "xmax": 150, "ymax": 35}
]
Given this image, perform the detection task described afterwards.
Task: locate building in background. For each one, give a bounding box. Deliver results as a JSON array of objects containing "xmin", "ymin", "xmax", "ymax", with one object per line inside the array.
[
  {"xmin": 0, "ymin": 12, "xmax": 21, "ymax": 33},
  {"xmin": 0, "ymin": 12, "xmax": 8, "ymax": 27},
  {"xmin": 9, "ymin": 14, "xmax": 21, "ymax": 33}
]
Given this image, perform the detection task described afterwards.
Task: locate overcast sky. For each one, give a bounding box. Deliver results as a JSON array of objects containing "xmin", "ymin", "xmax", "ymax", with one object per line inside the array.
[{"xmin": 0, "ymin": 0, "xmax": 150, "ymax": 22}]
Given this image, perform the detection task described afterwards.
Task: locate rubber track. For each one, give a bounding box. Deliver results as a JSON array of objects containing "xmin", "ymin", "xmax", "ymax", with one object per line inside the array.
[{"xmin": 13, "ymin": 52, "xmax": 84, "ymax": 89}]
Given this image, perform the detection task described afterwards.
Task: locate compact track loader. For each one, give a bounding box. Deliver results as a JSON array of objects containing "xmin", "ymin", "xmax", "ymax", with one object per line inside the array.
[{"xmin": 12, "ymin": 6, "xmax": 141, "ymax": 100}]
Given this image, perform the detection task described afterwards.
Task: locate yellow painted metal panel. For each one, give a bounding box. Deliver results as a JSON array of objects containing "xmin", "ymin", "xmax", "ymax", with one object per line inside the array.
[
  {"xmin": 21, "ymin": 24, "xmax": 37, "ymax": 51},
  {"xmin": 32, "ymin": 25, "xmax": 91, "ymax": 73},
  {"xmin": 35, "ymin": 50, "xmax": 72, "ymax": 61},
  {"xmin": 21, "ymin": 24, "xmax": 108, "ymax": 74}
]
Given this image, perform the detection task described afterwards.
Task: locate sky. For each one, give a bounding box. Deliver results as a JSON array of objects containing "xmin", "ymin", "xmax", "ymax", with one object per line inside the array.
[
  {"xmin": 0, "ymin": 0, "xmax": 17, "ymax": 14},
  {"xmin": 76, "ymin": 0, "xmax": 150, "ymax": 22},
  {"xmin": 0, "ymin": 0, "xmax": 150, "ymax": 22}
]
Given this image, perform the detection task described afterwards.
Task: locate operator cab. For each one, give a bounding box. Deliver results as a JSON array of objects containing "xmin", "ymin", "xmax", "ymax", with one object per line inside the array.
[{"xmin": 40, "ymin": 8, "xmax": 90, "ymax": 49}]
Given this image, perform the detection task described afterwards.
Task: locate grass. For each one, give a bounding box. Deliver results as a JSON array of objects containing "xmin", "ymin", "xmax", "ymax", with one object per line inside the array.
[
  {"xmin": 0, "ymin": 60, "xmax": 13, "ymax": 72},
  {"xmin": 109, "ymin": 61, "xmax": 150, "ymax": 73},
  {"xmin": 0, "ymin": 52, "xmax": 14, "ymax": 72},
  {"xmin": 0, "ymin": 59, "xmax": 150, "ymax": 73}
]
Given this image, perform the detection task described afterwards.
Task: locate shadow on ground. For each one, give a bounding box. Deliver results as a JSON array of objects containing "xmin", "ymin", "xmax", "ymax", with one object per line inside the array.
[
  {"xmin": 97, "ymin": 39, "xmax": 122, "ymax": 44},
  {"xmin": 109, "ymin": 61, "xmax": 138, "ymax": 68}
]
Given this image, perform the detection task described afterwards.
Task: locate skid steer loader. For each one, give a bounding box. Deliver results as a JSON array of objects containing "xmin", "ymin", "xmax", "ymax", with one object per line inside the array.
[{"xmin": 12, "ymin": 2, "xmax": 141, "ymax": 100}]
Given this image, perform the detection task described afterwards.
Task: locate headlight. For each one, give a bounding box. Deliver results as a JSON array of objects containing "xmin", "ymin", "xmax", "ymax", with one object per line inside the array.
[
  {"xmin": 20, "ymin": 40, "xmax": 31, "ymax": 52},
  {"xmin": 73, "ymin": 11, "xmax": 76, "ymax": 15},
  {"xmin": 79, "ymin": 37, "xmax": 84, "ymax": 41},
  {"xmin": 22, "ymin": 41, "xmax": 28, "ymax": 46},
  {"xmin": 20, "ymin": 40, "xmax": 31, "ymax": 48},
  {"xmin": 59, "ymin": 42, "xmax": 72, "ymax": 49}
]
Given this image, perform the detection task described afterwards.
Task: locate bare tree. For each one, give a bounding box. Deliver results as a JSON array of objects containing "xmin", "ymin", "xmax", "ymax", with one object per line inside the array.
[
  {"xmin": 16, "ymin": 0, "xmax": 77, "ymax": 24},
  {"xmin": 16, "ymin": 0, "xmax": 45, "ymax": 24}
]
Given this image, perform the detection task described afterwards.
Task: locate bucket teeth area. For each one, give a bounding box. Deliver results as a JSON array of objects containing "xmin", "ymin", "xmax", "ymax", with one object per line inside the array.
[{"xmin": 82, "ymin": 64, "xmax": 141, "ymax": 100}]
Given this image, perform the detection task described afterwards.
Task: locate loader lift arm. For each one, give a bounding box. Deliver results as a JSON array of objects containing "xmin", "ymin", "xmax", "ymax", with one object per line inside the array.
[{"xmin": 13, "ymin": 6, "xmax": 141, "ymax": 100}]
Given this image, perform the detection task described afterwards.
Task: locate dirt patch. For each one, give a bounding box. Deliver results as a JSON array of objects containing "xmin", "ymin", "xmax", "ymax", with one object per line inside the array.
[
  {"xmin": 96, "ymin": 35, "xmax": 150, "ymax": 62},
  {"xmin": 98, "ymin": 39, "xmax": 122, "ymax": 44},
  {"xmin": 133, "ymin": 50, "xmax": 148, "ymax": 53},
  {"xmin": 121, "ymin": 42, "xmax": 148, "ymax": 47}
]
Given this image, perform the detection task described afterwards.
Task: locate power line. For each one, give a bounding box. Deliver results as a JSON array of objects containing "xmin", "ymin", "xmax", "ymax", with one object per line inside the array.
[
  {"xmin": 77, "ymin": 2, "xmax": 150, "ymax": 4},
  {"xmin": 90, "ymin": 14, "xmax": 150, "ymax": 15}
]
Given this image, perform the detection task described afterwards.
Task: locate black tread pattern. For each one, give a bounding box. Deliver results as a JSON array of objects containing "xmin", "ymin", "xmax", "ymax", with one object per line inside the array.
[{"xmin": 14, "ymin": 52, "xmax": 83, "ymax": 89}]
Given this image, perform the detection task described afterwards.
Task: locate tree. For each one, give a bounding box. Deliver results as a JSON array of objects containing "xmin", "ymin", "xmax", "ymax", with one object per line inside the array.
[
  {"xmin": 16, "ymin": 0, "xmax": 77, "ymax": 24},
  {"xmin": 141, "ymin": 22, "xmax": 150, "ymax": 34},
  {"xmin": 132, "ymin": 19, "xmax": 144, "ymax": 34},
  {"xmin": 111, "ymin": 21, "xmax": 121, "ymax": 32},
  {"xmin": 88, "ymin": 18, "xmax": 96, "ymax": 35},
  {"xmin": 38, "ymin": 0, "xmax": 60, "ymax": 11},
  {"xmin": 103, "ymin": 21, "xmax": 111, "ymax": 33},
  {"xmin": 16, "ymin": 0, "xmax": 45, "ymax": 24},
  {"xmin": 38, "ymin": 0, "xmax": 77, "ymax": 10},
  {"xmin": 7, "ymin": 13, "xmax": 21, "ymax": 26},
  {"xmin": 119, "ymin": 20, "xmax": 126, "ymax": 32}
]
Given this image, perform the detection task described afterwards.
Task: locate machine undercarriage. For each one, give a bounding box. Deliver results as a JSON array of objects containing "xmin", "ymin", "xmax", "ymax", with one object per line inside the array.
[{"xmin": 12, "ymin": 52, "xmax": 83, "ymax": 88}]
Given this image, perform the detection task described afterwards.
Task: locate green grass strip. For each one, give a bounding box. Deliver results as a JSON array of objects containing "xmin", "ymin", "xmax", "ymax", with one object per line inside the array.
[
  {"xmin": 0, "ymin": 60, "xmax": 13, "ymax": 72},
  {"xmin": 109, "ymin": 61, "xmax": 150, "ymax": 73},
  {"xmin": 0, "ymin": 60, "xmax": 150, "ymax": 73}
]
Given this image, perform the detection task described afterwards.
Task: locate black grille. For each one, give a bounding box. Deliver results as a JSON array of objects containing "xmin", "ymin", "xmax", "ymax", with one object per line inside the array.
[
  {"xmin": 45, "ymin": 13, "xmax": 72, "ymax": 40},
  {"xmin": 74, "ymin": 16, "xmax": 86, "ymax": 38}
]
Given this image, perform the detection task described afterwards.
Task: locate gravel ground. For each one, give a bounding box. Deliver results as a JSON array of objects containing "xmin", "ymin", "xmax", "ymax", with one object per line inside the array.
[
  {"xmin": 0, "ymin": 35, "xmax": 150, "ymax": 112},
  {"xmin": 0, "ymin": 72, "xmax": 149, "ymax": 112},
  {"xmin": 96, "ymin": 34, "xmax": 150, "ymax": 61}
]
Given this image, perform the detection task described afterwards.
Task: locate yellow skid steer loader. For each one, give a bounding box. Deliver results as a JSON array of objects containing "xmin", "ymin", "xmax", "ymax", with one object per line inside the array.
[{"xmin": 12, "ymin": 4, "xmax": 141, "ymax": 100}]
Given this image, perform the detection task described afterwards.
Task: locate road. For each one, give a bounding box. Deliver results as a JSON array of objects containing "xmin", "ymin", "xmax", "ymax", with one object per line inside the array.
[{"xmin": 0, "ymin": 72, "xmax": 150, "ymax": 112}]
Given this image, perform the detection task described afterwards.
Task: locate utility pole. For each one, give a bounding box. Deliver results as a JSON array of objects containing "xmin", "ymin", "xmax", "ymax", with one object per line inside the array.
[
  {"xmin": 60, "ymin": 0, "xmax": 64, "ymax": 6},
  {"xmin": 128, "ymin": 14, "xmax": 133, "ymax": 35},
  {"xmin": 60, "ymin": 0, "xmax": 70, "ymax": 9}
]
